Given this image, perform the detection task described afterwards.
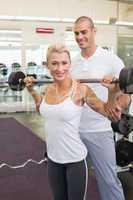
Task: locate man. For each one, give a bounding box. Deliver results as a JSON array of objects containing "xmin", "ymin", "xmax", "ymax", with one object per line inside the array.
[{"xmin": 71, "ymin": 16, "xmax": 130, "ymax": 200}]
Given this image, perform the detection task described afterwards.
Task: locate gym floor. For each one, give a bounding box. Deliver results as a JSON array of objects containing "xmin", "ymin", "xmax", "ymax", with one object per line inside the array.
[{"xmin": 0, "ymin": 111, "xmax": 133, "ymax": 200}]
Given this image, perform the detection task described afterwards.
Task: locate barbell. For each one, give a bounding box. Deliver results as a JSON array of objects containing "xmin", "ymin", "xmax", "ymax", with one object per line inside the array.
[{"xmin": 0, "ymin": 67, "xmax": 133, "ymax": 93}]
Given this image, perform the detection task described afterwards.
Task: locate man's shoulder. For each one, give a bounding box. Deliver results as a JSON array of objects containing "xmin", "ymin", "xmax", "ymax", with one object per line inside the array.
[
  {"xmin": 98, "ymin": 46, "xmax": 116, "ymax": 57},
  {"xmin": 98, "ymin": 47, "xmax": 124, "ymax": 64},
  {"xmin": 99, "ymin": 47, "xmax": 125, "ymax": 74}
]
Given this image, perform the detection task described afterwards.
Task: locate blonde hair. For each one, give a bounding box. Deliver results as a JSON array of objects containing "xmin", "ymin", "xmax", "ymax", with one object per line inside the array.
[{"xmin": 46, "ymin": 43, "xmax": 71, "ymax": 64}]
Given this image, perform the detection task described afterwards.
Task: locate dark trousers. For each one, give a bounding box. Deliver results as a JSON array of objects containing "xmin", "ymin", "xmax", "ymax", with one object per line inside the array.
[{"xmin": 47, "ymin": 157, "xmax": 88, "ymax": 200}]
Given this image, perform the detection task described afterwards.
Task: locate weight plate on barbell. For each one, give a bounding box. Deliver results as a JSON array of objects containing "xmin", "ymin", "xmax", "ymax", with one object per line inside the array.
[
  {"xmin": 8, "ymin": 71, "xmax": 26, "ymax": 91},
  {"xmin": 119, "ymin": 67, "xmax": 133, "ymax": 94}
]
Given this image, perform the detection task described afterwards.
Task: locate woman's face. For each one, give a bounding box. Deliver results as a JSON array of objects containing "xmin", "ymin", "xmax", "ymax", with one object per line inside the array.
[{"xmin": 47, "ymin": 52, "xmax": 71, "ymax": 81}]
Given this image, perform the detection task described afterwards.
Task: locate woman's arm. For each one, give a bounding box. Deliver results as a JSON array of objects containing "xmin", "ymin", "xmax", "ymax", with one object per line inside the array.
[
  {"xmin": 24, "ymin": 76, "xmax": 42, "ymax": 112},
  {"xmin": 102, "ymin": 75, "xmax": 131, "ymax": 114},
  {"xmin": 83, "ymin": 84, "xmax": 122, "ymax": 122}
]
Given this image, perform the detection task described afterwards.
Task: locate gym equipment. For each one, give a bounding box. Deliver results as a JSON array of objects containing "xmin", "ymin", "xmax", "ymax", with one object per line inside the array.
[
  {"xmin": 116, "ymin": 138, "xmax": 133, "ymax": 167},
  {"xmin": 11, "ymin": 62, "xmax": 21, "ymax": 68},
  {"xmin": 0, "ymin": 63, "xmax": 8, "ymax": 76},
  {"xmin": 111, "ymin": 113, "xmax": 133, "ymax": 136},
  {"xmin": 0, "ymin": 68, "xmax": 8, "ymax": 76},
  {"xmin": 0, "ymin": 67, "xmax": 133, "ymax": 92},
  {"xmin": 27, "ymin": 62, "xmax": 37, "ymax": 67},
  {"xmin": 129, "ymin": 164, "xmax": 133, "ymax": 173},
  {"xmin": 8, "ymin": 71, "xmax": 26, "ymax": 91},
  {"xmin": 8, "ymin": 71, "xmax": 52, "ymax": 91}
]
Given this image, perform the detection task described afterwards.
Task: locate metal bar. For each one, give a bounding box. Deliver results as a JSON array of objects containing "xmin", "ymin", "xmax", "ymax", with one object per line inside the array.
[
  {"xmin": 33, "ymin": 79, "xmax": 101, "ymax": 85},
  {"xmin": 33, "ymin": 78, "xmax": 119, "ymax": 84},
  {"xmin": 33, "ymin": 79, "xmax": 54, "ymax": 84},
  {"xmin": 0, "ymin": 78, "xmax": 119, "ymax": 86}
]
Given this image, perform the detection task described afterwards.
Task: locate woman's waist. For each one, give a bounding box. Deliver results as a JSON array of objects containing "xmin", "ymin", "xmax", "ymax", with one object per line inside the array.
[{"xmin": 46, "ymin": 136, "xmax": 87, "ymax": 163}]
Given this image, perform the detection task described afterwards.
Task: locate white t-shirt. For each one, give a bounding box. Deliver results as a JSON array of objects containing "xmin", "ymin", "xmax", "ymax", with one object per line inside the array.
[{"xmin": 71, "ymin": 46, "xmax": 124, "ymax": 133}]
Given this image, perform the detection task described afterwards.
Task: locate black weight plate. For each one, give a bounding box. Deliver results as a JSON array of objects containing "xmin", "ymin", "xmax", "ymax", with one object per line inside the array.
[
  {"xmin": 116, "ymin": 138, "xmax": 133, "ymax": 167},
  {"xmin": 119, "ymin": 68, "xmax": 128, "ymax": 92},
  {"xmin": 119, "ymin": 67, "xmax": 133, "ymax": 94},
  {"xmin": 8, "ymin": 71, "xmax": 26, "ymax": 91},
  {"xmin": 118, "ymin": 114, "xmax": 133, "ymax": 135},
  {"xmin": 126, "ymin": 67, "xmax": 133, "ymax": 94}
]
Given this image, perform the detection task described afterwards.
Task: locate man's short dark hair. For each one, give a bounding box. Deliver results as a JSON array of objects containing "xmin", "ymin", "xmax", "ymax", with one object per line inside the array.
[{"xmin": 75, "ymin": 16, "xmax": 95, "ymax": 28}]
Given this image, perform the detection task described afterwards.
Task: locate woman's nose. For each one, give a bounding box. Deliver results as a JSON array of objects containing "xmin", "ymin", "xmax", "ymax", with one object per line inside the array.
[{"xmin": 56, "ymin": 64, "xmax": 64, "ymax": 71}]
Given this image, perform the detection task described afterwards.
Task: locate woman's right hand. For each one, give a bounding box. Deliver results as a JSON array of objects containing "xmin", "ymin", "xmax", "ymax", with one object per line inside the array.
[
  {"xmin": 105, "ymin": 103, "xmax": 122, "ymax": 122},
  {"xmin": 24, "ymin": 76, "xmax": 35, "ymax": 91}
]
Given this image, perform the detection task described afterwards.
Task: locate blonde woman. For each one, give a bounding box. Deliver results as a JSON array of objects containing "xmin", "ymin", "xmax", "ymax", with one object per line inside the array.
[{"xmin": 24, "ymin": 44, "xmax": 122, "ymax": 200}]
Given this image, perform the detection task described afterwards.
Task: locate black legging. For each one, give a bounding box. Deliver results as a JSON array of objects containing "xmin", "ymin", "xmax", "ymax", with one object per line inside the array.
[{"xmin": 47, "ymin": 158, "xmax": 88, "ymax": 200}]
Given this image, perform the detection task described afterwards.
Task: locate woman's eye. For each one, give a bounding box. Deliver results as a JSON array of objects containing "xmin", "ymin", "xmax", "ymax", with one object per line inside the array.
[
  {"xmin": 52, "ymin": 62, "xmax": 57, "ymax": 65},
  {"xmin": 62, "ymin": 62, "xmax": 67, "ymax": 65}
]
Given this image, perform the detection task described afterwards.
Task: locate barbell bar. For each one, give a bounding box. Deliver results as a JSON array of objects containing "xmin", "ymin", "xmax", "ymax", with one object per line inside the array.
[{"xmin": 0, "ymin": 67, "xmax": 133, "ymax": 93}]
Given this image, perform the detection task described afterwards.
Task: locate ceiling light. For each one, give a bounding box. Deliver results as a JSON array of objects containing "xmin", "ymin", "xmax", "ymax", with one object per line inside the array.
[
  {"xmin": 115, "ymin": 21, "xmax": 133, "ymax": 26},
  {"xmin": 0, "ymin": 30, "xmax": 22, "ymax": 34},
  {"xmin": 0, "ymin": 15, "xmax": 110, "ymax": 25},
  {"xmin": 94, "ymin": 20, "xmax": 109, "ymax": 25},
  {"xmin": 61, "ymin": 18, "xmax": 75, "ymax": 23}
]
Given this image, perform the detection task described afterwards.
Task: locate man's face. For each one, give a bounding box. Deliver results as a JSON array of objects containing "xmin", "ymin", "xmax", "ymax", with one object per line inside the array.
[{"xmin": 73, "ymin": 20, "xmax": 96, "ymax": 50}]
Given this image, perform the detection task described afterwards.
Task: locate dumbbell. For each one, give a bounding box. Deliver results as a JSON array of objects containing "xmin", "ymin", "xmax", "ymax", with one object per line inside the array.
[{"xmin": 0, "ymin": 67, "xmax": 133, "ymax": 94}]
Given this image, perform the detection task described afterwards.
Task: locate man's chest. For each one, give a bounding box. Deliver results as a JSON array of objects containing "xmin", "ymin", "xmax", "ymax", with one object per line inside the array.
[{"xmin": 71, "ymin": 59, "xmax": 113, "ymax": 79}]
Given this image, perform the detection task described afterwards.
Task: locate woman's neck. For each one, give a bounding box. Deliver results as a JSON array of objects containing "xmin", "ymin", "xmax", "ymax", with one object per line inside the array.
[
  {"xmin": 55, "ymin": 77, "xmax": 72, "ymax": 92},
  {"xmin": 54, "ymin": 78, "xmax": 73, "ymax": 101}
]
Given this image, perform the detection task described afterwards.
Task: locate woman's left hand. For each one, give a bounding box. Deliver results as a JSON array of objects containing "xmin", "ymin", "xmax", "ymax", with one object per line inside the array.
[
  {"xmin": 106, "ymin": 103, "xmax": 122, "ymax": 122},
  {"xmin": 101, "ymin": 75, "xmax": 120, "ymax": 93}
]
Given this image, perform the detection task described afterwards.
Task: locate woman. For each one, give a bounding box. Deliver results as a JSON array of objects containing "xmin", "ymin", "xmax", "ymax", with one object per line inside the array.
[{"xmin": 24, "ymin": 44, "xmax": 121, "ymax": 200}]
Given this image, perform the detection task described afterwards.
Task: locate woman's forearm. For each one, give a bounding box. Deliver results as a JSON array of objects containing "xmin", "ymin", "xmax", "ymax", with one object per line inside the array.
[
  {"xmin": 85, "ymin": 86, "xmax": 121, "ymax": 121},
  {"xmin": 27, "ymin": 87, "xmax": 42, "ymax": 111}
]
